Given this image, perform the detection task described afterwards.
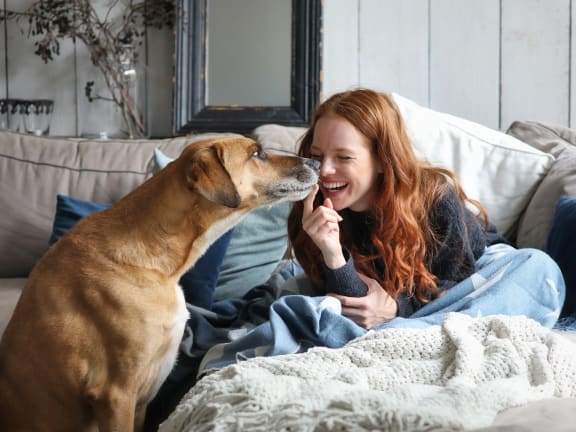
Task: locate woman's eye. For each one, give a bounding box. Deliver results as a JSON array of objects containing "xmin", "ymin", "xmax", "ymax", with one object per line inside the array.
[
  {"xmin": 310, "ymin": 154, "xmax": 322, "ymax": 160},
  {"xmin": 338, "ymin": 155, "xmax": 353, "ymax": 161}
]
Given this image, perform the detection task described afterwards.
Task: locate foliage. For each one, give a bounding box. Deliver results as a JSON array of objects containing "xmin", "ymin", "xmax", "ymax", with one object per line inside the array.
[{"xmin": 0, "ymin": 0, "xmax": 176, "ymax": 138}]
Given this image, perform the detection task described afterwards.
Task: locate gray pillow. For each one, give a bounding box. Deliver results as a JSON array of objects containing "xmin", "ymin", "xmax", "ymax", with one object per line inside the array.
[
  {"xmin": 214, "ymin": 202, "xmax": 292, "ymax": 300},
  {"xmin": 506, "ymin": 121, "xmax": 576, "ymax": 250}
]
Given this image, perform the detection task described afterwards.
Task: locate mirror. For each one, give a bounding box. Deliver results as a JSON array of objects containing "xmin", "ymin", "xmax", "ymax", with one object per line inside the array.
[{"xmin": 173, "ymin": 0, "xmax": 322, "ymax": 135}]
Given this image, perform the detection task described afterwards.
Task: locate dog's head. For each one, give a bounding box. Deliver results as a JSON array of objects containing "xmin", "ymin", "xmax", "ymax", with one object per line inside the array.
[{"xmin": 181, "ymin": 137, "xmax": 319, "ymax": 209}]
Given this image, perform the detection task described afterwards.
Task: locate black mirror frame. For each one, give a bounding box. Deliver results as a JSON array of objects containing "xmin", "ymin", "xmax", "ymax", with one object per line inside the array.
[{"xmin": 173, "ymin": 0, "xmax": 322, "ymax": 135}]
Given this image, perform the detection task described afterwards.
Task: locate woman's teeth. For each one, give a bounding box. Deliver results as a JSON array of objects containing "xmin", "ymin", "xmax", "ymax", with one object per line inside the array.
[{"xmin": 323, "ymin": 181, "xmax": 347, "ymax": 191}]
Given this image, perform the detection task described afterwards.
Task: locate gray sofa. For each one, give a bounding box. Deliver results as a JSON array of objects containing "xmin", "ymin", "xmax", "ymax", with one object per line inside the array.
[{"xmin": 2, "ymin": 115, "xmax": 576, "ymax": 335}]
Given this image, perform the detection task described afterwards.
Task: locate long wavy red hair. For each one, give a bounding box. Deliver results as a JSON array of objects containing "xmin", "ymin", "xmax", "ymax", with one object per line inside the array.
[{"xmin": 288, "ymin": 89, "xmax": 487, "ymax": 303}]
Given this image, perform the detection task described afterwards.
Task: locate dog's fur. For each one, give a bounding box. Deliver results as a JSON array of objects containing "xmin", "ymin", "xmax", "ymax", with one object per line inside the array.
[{"xmin": 0, "ymin": 137, "xmax": 319, "ymax": 432}]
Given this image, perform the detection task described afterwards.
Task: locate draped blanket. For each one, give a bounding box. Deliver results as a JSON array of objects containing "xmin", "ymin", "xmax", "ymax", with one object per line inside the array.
[
  {"xmin": 178, "ymin": 245, "xmax": 564, "ymax": 375},
  {"xmin": 160, "ymin": 313, "xmax": 576, "ymax": 431}
]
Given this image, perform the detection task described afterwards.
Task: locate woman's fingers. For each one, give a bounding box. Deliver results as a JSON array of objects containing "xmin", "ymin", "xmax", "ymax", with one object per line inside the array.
[{"xmin": 302, "ymin": 184, "xmax": 319, "ymax": 218}]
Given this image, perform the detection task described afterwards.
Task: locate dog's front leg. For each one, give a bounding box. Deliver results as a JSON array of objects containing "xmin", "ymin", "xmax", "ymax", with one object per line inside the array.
[
  {"xmin": 134, "ymin": 405, "xmax": 148, "ymax": 432},
  {"xmin": 90, "ymin": 387, "xmax": 136, "ymax": 432}
]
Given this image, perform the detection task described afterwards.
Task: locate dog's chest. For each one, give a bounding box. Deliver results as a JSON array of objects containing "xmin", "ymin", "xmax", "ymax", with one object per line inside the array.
[{"xmin": 148, "ymin": 284, "xmax": 189, "ymax": 401}]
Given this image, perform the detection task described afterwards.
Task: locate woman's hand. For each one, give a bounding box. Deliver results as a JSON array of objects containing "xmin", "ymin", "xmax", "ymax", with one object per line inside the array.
[
  {"xmin": 302, "ymin": 184, "xmax": 345, "ymax": 269},
  {"xmin": 329, "ymin": 273, "xmax": 398, "ymax": 329}
]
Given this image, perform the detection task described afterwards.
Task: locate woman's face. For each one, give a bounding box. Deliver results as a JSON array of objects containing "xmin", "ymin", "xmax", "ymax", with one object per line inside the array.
[{"xmin": 310, "ymin": 114, "xmax": 381, "ymax": 212}]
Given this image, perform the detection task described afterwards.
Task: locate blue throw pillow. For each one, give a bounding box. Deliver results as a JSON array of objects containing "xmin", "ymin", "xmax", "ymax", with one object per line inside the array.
[
  {"xmin": 49, "ymin": 194, "xmax": 110, "ymax": 246},
  {"xmin": 49, "ymin": 194, "xmax": 232, "ymax": 310},
  {"xmin": 546, "ymin": 196, "xmax": 576, "ymax": 317}
]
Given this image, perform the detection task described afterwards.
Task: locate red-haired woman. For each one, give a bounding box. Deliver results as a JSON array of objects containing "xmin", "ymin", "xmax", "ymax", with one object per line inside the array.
[{"xmin": 288, "ymin": 88, "xmax": 562, "ymax": 330}]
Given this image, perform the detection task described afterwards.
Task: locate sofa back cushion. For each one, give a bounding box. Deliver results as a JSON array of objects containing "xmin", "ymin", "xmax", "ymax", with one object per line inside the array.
[
  {"xmin": 506, "ymin": 121, "xmax": 576, "ymax": 250},
  {"xmin": 0, "ymin": 132, "xmax": 236, "ymax": 277},
  {"xmin": 392, "ymin": 94, "xmax": 555, "ymax": 239}
]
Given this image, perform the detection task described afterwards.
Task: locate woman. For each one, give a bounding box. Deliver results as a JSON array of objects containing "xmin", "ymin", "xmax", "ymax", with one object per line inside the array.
[{"xmin": 288, "ymin": 88, "xmax": 563, "ymax": 330}]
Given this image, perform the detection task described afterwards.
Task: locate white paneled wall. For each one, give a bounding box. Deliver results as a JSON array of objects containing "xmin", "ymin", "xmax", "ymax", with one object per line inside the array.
[
  {"xmin": 430, "ymin": 0, "xmax": 500, "ymax": 128},
  {"xmin": 323, "ymin": 0, "xmax": 576, "ymax": 131},
  {"xmin": 500, "ymin": 0, "xmax": 570, "ymax": 128},
  {"xmin": 359, "ymin": 0, "xmax": 429, "ymax": 106},
  {"xmin": 321, "ymin": 0, "xmax": 359, "ymax": 98},
  {"xmin": 1, "ymin": 0, "xmax": 575, "ymax": 136}
]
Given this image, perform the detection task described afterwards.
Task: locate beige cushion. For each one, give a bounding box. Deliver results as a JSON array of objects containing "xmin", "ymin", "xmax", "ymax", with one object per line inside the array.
[
  {"xmin": 392, "ymin": 94, "xmax": 555, "ymax": 238},
  {"xmin": 507, "ymin": 121, "xmax": 576, "ymax": 249},
  {"xmin": 0, "ymin": 131, "xmax": 238, "ymax": 277},
  {"xmin": 252, "ymin": 124, "xmax": 307, "ymax": 154}
]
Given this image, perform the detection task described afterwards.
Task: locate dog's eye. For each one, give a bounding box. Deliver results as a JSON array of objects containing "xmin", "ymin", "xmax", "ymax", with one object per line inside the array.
[{"xmin": 252, "ymin": 149, "xmax": 267, "ymax": 160}]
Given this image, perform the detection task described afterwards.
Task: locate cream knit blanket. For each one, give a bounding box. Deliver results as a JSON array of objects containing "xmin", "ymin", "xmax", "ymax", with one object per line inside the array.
[{"xmin": 160, "ymin": 313, "xmax": 576, "ymax": 432}]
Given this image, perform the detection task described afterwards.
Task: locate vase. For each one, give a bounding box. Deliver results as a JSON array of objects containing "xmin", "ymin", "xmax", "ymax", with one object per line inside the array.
[{"xmin": 79, "ymin": 46, "xmax": 147, "ymax": 140}]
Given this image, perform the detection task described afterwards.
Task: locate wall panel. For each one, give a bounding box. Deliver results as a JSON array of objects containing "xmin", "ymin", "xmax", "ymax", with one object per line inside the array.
[
  {"xmin": 430, "ymin": 0, "xmax": 500, "ymax": 129},
  {"xmin": 322, "ymin": 0, "xmax": 360, "ymax": 99},
  {"xmin": 501, "ymin": 0, "xmax": 570, "ymax": 129},
  {"xmin": 359, "ymin": 0, "xmax": 429, "ymax": 106}
]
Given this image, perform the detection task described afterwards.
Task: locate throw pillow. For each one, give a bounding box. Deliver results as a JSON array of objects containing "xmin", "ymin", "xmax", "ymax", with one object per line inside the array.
[
  {"xmin": 49, "ymin": 194, "xmax": 110, "ymax": 246},
  {"xmin": 506, "ymin": 121, "xmax": 576, "ymax": 250},
  {"xmin": 546, "ymin": 196, "xmax": 576, "ymax": 317},
  {"xmin": 48, "ymin": 194, "xmax": 232, "ymax": 310},
  {"xmin": 392, "ymin": 93, "xmax": 555, "ymax": 239},
  {"xmin": 154, "ymin": 148, "xmax": 293, "ymax": 300}
]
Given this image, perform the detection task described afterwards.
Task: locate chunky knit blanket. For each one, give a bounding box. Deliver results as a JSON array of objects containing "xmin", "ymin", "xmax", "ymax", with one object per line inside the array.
[{"xmin": 160, "ymin": 313, "xmax": 576, "ymax": 432}]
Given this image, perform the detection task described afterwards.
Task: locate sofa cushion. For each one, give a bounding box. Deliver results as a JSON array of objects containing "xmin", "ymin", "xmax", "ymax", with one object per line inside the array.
[
  {"xmin": 546, "ymin": 196, "xmax": 576, "ymax": 317},
  {"xmin": 392, "ymin": 94, "xmax": 555, "ymax": 239},
  {"xmin": 251, "ymin": 123, "xmax": 306, "ymax": 154},
  {"xmin": 0, "ymin": 131, "xmax": 239, "ymax": 278},
  {"xmin": 506, "ymin": 121, "xmax": 576, "ymax": 250}
]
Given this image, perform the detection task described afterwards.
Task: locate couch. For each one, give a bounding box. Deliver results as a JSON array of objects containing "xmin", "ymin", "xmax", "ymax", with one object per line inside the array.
[{"xmin": 1, "ymin": 93, "xmax": 576, "ymax": 431}]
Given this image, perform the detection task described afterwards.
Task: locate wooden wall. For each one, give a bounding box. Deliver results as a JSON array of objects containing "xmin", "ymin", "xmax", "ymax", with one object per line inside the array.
[
  {"xmin": 1, "ymin": 0, "xmax": 575, "ymax": 137},
  {"xmin": 324, "ymin": 0, "xmax": 575, "ymax": 131}
]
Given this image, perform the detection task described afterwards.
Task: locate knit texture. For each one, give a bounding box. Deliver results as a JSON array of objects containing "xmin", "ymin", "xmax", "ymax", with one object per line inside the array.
[{"xmin": 160, "ymin": 313, "xmax": 576, "ymax": 432}]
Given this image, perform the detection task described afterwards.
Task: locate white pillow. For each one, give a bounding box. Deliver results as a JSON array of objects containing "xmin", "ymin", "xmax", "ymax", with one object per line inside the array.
[{"xmin": 392, "ymin": 93, "xmax": 555, "ymax": 237}]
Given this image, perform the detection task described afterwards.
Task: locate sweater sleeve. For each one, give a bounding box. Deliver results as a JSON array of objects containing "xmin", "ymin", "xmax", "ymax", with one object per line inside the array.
[
  {"xmin": 428, "ymin": 187, "xmax": 487, "ymax": 285},
  {"xmin": 323, "ymin": 248, "xmax": 368, "ymax": 297}
]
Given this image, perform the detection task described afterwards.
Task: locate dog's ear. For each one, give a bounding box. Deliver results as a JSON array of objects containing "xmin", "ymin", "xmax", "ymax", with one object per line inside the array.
[{"xmin": 186, "ymin": 146, "xmax": 241, "ymax": 208}]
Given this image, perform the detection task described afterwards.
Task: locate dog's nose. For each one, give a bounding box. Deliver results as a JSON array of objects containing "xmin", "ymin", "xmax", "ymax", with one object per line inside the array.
[{"xmin": 304, "ymin": 158, "xmax": 320, "ymax": 172}]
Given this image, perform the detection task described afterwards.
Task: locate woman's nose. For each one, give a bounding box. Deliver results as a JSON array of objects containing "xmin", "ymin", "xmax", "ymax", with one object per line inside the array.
[{"xmin": 320, "ymin": 158, "xmax": 336, "ymax": 175}]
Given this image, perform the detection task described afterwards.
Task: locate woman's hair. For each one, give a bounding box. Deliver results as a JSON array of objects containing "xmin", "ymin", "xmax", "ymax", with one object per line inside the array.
[{"xmin": 288, "ymin": 88, "xmax": 487, "ymax": 303}]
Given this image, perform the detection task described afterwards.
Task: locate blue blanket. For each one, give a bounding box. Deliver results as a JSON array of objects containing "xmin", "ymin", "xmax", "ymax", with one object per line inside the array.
[{"xmin": 177, "ymin": 244, "xmax": 565, "ymax": 376}]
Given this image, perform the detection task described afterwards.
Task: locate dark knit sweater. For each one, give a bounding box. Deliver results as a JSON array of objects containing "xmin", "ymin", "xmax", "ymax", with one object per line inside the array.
[{"xmin": 323, "ymin": 187, "xmax": 499, "ymax": 317}]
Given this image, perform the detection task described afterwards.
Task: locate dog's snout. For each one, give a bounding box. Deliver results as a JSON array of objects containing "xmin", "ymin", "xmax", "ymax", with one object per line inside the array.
[
  {"xmin": 295, "ymin": 157, "xmax": 320, "ymax": 184},
  {"xmin": 304, "ymin": 158, "xmax": 320, "ymax": 172}
]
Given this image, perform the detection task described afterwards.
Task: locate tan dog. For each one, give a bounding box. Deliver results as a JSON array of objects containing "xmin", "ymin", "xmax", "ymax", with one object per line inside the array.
[{"xmin": 0, "ymin": 137, "xmax": 319, "ymax": 432}]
